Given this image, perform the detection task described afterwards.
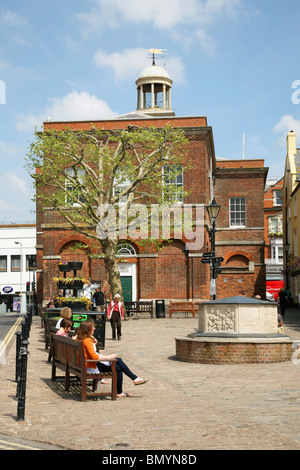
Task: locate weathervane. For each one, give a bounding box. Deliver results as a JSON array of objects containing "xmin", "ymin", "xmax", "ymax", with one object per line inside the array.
[{"xmin": 147, "ymin": 47, "xmax": 167, "ymax": 66}]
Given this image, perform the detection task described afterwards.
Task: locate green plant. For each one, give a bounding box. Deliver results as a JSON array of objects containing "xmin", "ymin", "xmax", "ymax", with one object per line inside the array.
[
  {"xmin": 54, "ymin": 295, "xmax": 92, "ymax": 309},
  {"xmin": 53, "ymin": 276, "xmax": 91, "ymax": 285}
]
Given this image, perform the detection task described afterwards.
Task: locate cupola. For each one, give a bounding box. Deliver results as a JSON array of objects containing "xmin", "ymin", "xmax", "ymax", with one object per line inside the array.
[{"xmin": 135, "ymin": 48, "xmax": 175, "ymax": 117}]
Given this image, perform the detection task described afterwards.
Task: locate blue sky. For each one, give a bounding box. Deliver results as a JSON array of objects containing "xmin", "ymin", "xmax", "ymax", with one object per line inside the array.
[{"xmin": 1, "ymin": 0, "xmax": 300, "ymax": 223}]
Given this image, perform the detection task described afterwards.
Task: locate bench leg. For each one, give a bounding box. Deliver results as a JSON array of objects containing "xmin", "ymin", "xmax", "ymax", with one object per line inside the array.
[
  {"xmin": 81, "ymin": 380, "xmax": 87, "ymax": 402},
  {"xmin": 65, "ymin": 365, "xmax": 70, "ymax": 391},
  {"xmin": 51, "ymin": 363, "xmax": 56, "ymax": 381}
]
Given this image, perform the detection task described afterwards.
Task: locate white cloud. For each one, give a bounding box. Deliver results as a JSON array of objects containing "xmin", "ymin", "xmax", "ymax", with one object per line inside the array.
[
  {"xmin": 0, "ymin": 140, "xmax": 22, "ymax": 160},
  {"xmin": 77, "ymin": 0, "xmax": 240, "ymax": 30},
  {"xmin": 1, "ymin": 10, "xmax": 28, "ymax": 26},
  {"xmin": 273, "ymin": 115, "xmax": 300, "ymax": 137},
  {"xmin": 93, "ymin": 48, "xmax": 147, "ymax": 82},
  {"xmin": 0, "ymin": 172, "xmax": 32, "ymax": 221},
  {"xmin": 93, "ymin": 47, "xmax": 185, "ymax": 84},
  {"xmin": 0, "ymin": 197, "xmax": 20, "ymax": 214},
  {"xmin": 76, "ymin": 0, "xmax": 241, "ymax": 53},
  {"xmin": 16, "ymin": 91, "xmax": 117, "ymax": 132},
  {"xmin": 4, "ymin": 174, "xmax": 29, "ymax": 197}
]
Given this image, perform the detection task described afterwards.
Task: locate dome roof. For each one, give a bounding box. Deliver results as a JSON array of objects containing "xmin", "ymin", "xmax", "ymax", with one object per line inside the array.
[{"xmin": 137, "ymin": 64, "xmax": 171, "ymax": 80}]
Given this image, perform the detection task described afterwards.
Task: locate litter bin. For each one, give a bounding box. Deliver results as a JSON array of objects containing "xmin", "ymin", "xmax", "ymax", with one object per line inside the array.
[
  {"xmin": 93, "ymin": 313, "xmax": 106, "ymax": 349},
  {"xmin": 46, "ymin": 307, "xmax": 62, "ymax": 318},
  {"xmin": 155, "ymin": 300, "xmax": 165, "ymax": 318},
  {"xmin": 72, "ymin": 312, "xmax": 106, "ymax": 349}
]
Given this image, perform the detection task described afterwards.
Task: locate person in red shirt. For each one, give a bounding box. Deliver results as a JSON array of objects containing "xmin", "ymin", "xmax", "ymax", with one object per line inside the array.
[{"xmin": 107, "ymin": 293, "xmax": 124, "ymax": 340}]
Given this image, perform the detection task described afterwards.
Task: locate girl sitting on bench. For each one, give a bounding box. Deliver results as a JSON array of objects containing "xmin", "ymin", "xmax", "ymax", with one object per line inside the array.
[{"xmin": 76, "ymin": 320, "xmax": 148, "ymax": 397}]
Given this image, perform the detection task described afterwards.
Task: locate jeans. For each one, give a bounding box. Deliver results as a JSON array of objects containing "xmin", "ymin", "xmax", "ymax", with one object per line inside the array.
[{"xmin": 97, "ymin": 358, "xmax": 137, "ymax": 394}]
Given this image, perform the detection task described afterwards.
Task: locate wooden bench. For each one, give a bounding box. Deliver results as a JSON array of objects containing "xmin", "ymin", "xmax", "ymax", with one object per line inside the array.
[
  {"xmin": 168, "ymin": 301, "xmax": 197, "ymax": 318},
  {"xmin": 50, "ymin": 333, "xmax": 117, "ymax": 402},
  {"xmin": 125, "ymin": 301, "xmax": 153, "ymax": 318},
  {"xmin": 44, "ymin": 317, "xmax": 58, "ymax": 349}
]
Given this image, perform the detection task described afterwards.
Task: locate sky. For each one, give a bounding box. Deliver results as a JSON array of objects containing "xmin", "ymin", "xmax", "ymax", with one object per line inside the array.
[{"xmin": 1, "ymin": 0, "xmax": 300, "ymax": 223}]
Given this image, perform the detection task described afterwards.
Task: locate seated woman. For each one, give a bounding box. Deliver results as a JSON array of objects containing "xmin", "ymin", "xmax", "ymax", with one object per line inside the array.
[
  {"xmin": 56, "ymin": 318, "xmax": 73, "ymax": 336},
  {"xmin": 76, "ymin": 320, "xmax": 148, "ymax": 397},
  {"xmin": 56, "ymin": 306, "xmax": 72, "ymax": 329}
]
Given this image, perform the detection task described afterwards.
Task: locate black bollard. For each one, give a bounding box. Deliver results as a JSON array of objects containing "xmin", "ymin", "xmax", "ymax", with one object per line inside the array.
[
  {"xmin": 15, "ymin": 331, "xmax": 22, "ymax": 383},
  {"xmin": 26, "ymin": 309, "xmax": 32, "ymax": 329},
  {"xmin": 17, "ymin": 348, "xmax": 30, "ymax": 421},
  {"xmin": 16, "ymin": 339, "xmax": 29, "ymax": 398},
  {"xmin": 24, "ymin": 315, "xmax": 30, "ymax": 339},
  {"xmin": 21, "ymin": 321, "xmax": 27, "ymax": 341}
]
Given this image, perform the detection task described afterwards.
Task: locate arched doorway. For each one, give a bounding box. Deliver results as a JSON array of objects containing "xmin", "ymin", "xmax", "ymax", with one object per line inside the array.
[{"xmin": 117, "ymin": 243, "xmax": 137, "ymax": 302}]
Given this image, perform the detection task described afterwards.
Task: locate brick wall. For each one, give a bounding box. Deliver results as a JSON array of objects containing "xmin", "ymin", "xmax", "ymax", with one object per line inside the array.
[
  {"xmin": 214, "ymin": 163, "xmax": 268, "ymax": 299},
  {"xmin": 175, "ymin": 338, "xmax": 294, "ymax": 364},
  {"xmin": 36, "ymin": 118, "xmax": 267, "ymax": 307}
]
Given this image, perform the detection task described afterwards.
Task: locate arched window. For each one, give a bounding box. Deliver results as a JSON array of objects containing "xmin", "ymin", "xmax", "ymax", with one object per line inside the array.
[{"xmin": 116, "ymin": 243, "xmax": 136, "ymax": 256}]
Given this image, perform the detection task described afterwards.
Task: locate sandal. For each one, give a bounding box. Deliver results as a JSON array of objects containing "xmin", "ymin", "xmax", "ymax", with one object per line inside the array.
[
  {"xmin": 117, "ymin": 392, "xmax": 131, "ymax": 397},
  {"xmin": 100, "ymin": 379, "xmax": 109, "ymax": 384},
  {"xmin": 133, "ymin": 378, "xmax": 148, "ymax": 386}
]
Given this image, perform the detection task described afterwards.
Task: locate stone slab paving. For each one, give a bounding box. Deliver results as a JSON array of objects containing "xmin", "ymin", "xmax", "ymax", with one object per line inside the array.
[{"xmin": 0, "ymin": 309, "xmax": 300, "ymax": 450}]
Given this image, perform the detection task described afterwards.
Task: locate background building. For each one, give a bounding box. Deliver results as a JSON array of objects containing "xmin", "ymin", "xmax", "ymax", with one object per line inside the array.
[
  {"xmin": 35, "ymin": 60, "xmax": 268, "ymax": 312},
  {"xmin": 264, "ymin": 177, "xmax": 284, "ymax": 300},
  {"xmin": 214, "ymin": 159, "xmax": 267, "ymax": 298},
  {"xmin": 283, "ymin": 130, "xmax": 300, "ymax": 303},
  {"xmin": 0, "ymin": 224, "xmax": 36, "ymax": 313}
]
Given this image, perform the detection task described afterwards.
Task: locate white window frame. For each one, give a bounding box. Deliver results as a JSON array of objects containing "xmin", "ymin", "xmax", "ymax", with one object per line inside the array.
[
  {"xmin": 229, "ymin": 197, "xmax": 246, "ymax": 227},
  {"xmin": 11, "ymin": 255, "xmax": 21, "ymax": 272},
  {"xmin": 162, "ymin": 165, "xmax": 183, "ymax": 203},
  {"xmin": 0, "ymin": 255, "xmax": 7, "ymax": 272},
  {"xmin": 113, "ymin": 170, "xmax": 132, "ymax": 202},
  {"xmin": 273, "ymin": 189, "xmax": 282, "ymax": 206},
  {"xmin": 65, "ymin": 167, "xmax": 85, "ymax": 206}
]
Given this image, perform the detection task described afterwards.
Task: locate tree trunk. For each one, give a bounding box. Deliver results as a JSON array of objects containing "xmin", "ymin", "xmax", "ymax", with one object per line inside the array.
[{"xmin": 101, "ymin": 238, "xmax": 123, "ymax": 301}]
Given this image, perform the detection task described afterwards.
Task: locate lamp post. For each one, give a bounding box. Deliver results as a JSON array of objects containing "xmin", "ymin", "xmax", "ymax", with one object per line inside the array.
[
  {"xmin": 206, "ymin": 198, "xmax": 221, "ymax": 300},
  {"xmin": 284, "ymin": 241, "xmax": 290, "ymax": 290},
  {"xmin": 14, "ymin": 241, "xmax": 23, "ymax": 293},
  {"xmin": 14, "ymin": 241, "xmax": 23, "ymax": 313}
]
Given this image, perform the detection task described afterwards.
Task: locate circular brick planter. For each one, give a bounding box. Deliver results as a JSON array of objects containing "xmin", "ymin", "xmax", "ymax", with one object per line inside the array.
[{"xmin": 175, "ymin": 336, "xmax": 294, "ymax": 364}]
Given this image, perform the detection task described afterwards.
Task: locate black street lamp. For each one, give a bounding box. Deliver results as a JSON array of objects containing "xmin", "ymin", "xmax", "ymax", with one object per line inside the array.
[
  {"xmin": 284, "ymin": 241, "xmax": 290, "ymax": 290},
  {"xmin": 206, "ymin": 198, "xmax": 221, "ymax": 300}
]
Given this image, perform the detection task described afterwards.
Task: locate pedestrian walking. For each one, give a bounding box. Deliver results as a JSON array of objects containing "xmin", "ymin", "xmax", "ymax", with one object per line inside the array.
[
  {"xmin": 93, "ymin": 287, "xmax": 105, "ymax": 312},
  {"xmin": 278, "ymin": 288, "xmax": 289, "ymax": 316},
  {"xmin": 107, "ymin": 294, "xmax": 124, "ymax": 340}
]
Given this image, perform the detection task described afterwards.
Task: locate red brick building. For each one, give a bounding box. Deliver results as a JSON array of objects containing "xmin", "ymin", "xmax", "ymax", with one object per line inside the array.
[
  {"xmin": 263, "ymin": 177, "xmax": 284, "ymax": 299},
  {"xmin": 35, "ymin": 60, "xmax": 268, "ymax": 311}
]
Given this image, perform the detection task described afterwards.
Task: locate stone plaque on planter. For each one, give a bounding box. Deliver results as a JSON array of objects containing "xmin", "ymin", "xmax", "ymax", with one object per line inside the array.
[{"xmin": 198, "ymin": 296, "xmax": 278, "ymax": 335}]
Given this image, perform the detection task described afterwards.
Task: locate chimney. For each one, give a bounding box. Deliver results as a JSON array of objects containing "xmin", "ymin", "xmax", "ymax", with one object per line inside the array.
[{"xmin": 287, "ymin": 130, "xmax": 296, "ymax": 156}]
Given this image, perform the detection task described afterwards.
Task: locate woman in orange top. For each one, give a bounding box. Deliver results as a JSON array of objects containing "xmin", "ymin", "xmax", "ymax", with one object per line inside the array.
[{"xmin": 76, "ymin": 320, "xmax": 148, "ymax": 397}]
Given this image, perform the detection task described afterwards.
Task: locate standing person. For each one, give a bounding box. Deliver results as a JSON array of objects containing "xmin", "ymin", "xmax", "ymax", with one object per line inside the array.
[
  {"xmin": 93, "ymin": 287, "xmax": 105, "ymax": 312},
  {"xmin": 76, "ymin": 320, "xmax": 148, "ymax": 397},
  {"xmin": 107, "ymin": 294, "xmax": 124, "ymax": 340},
  {"xmin": 278, "ymin": 288, "xmax": 289, "ymax": 316}
]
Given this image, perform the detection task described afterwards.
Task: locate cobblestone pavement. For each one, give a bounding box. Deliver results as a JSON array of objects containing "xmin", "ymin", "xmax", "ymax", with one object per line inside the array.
[{"xmin": 0, "ymin": 308, "xmax": 300, "ymax": 451}]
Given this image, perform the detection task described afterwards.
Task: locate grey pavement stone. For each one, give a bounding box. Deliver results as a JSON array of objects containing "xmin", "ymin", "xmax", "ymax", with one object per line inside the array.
[{"xmin": 0, "ymin": 307, "xmax": 300, "ymax": 450}]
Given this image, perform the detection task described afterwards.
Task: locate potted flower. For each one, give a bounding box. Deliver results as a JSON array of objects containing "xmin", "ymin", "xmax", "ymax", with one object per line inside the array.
[
  {"xmin": 58, "ymin": 262, "xmax": 70, "ymax": 272},
  {"xmin": 53, "ymin": 276, "xmax": 91, "ymax": 289},
  {"xmin": 54, "ymin": 295, "xmax": 92, "ymax": 311}
]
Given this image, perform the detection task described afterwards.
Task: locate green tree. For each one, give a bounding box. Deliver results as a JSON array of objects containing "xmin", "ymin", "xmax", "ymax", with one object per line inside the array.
[{"xmin": 25, "ymin": 124, "xmax": 188, "ymax": 299}]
